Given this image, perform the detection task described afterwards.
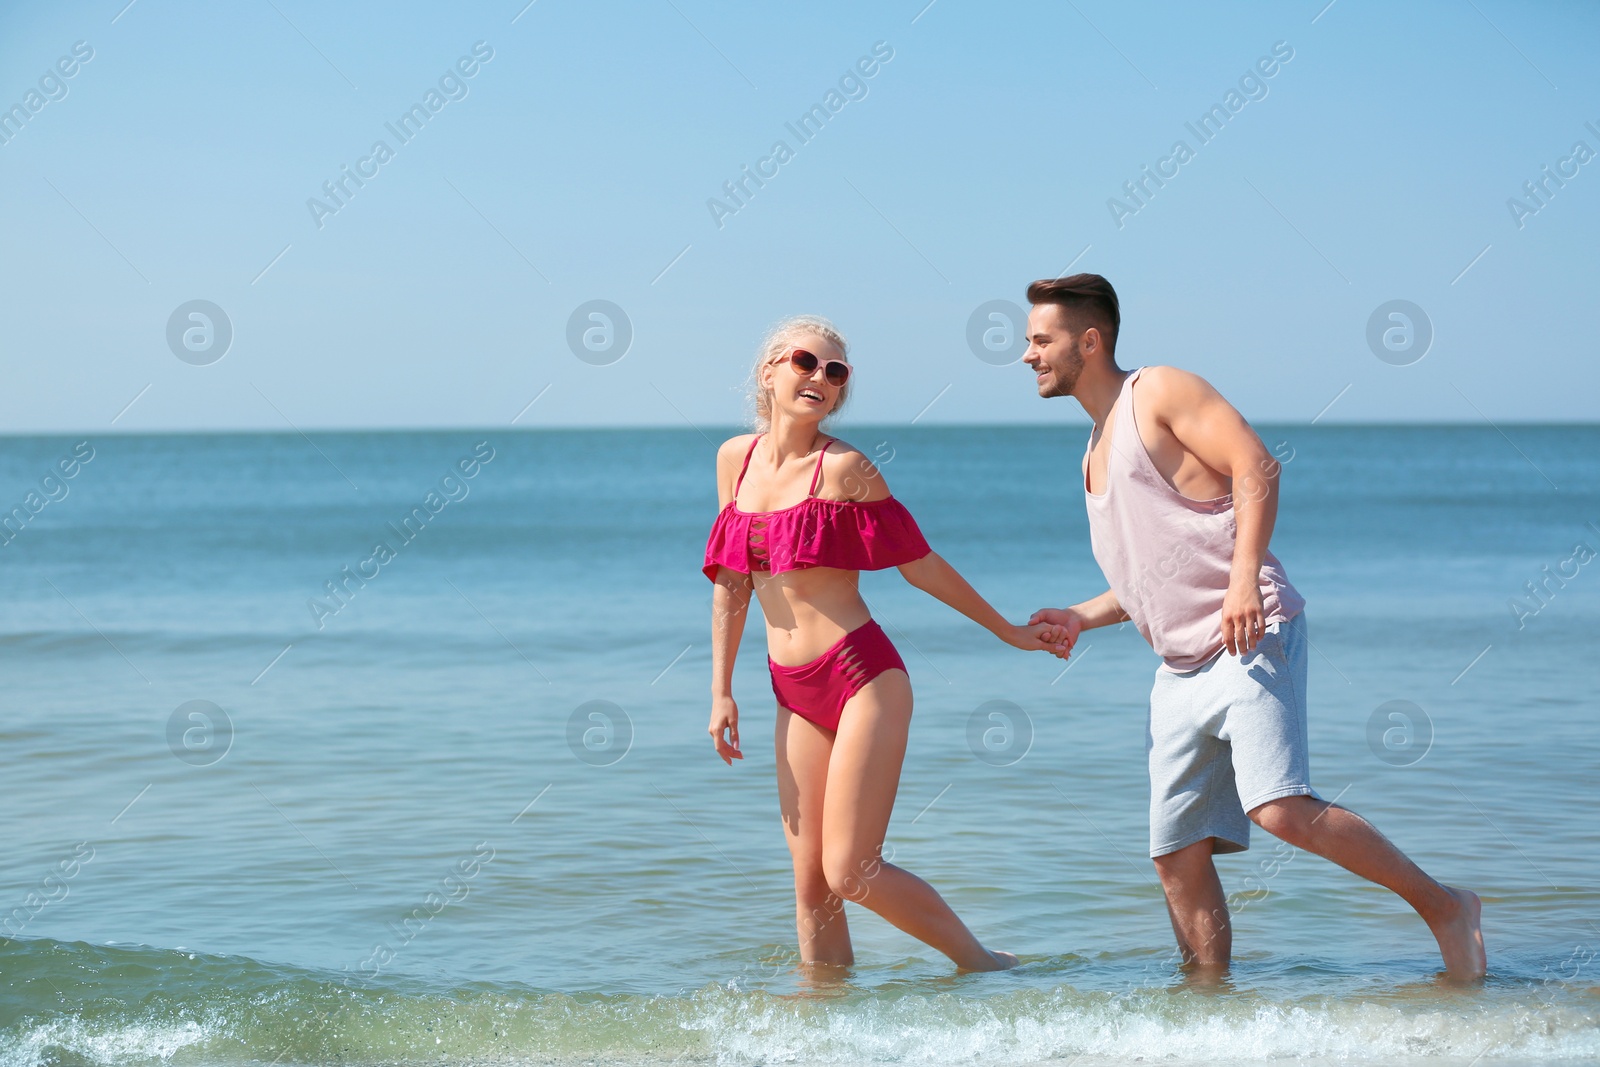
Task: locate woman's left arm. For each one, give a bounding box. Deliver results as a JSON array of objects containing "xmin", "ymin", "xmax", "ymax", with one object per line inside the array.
[
  {"xmin": 899, "ymin": 552, "xmax": 1070, "ymax": 654},
  {"xmin": 823, "ymin": 445, "xmax": 1070, "ymax": 655}
]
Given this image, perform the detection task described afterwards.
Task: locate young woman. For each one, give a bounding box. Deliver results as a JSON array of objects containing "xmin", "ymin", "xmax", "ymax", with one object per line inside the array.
[{"xmin": 704, "ymin": 315, "xmax": 1069, "ymax": 972}]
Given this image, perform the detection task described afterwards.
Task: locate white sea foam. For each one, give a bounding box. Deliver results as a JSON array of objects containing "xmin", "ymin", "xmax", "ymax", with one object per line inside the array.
[
  {"xmin": 0, "ymin": 985, "xmax": 1597, "ymax": 1067},
  {"xmin": 0, "ymin": 1017, "xmax": 211, "ymax": 1067},
  {"xmin": 682, "ymin": 987, "xmax": 1600, "ymax": 1065}
]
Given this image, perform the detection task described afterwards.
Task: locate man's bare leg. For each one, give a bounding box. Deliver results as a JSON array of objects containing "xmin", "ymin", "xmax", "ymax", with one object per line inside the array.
[
  {"xmin": 1152, "ymin": 838, "xmax": 1231, "ymax": 971},
  {"xmin": 1250, "ymin": 796, "xmax": 1486, "ymax": 980}
]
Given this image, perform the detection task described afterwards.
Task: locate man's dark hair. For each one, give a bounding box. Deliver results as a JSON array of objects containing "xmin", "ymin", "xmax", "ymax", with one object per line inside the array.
[{"xmin": 1026, "ymin": 273, "xmax": 1120, "ymax": 353}]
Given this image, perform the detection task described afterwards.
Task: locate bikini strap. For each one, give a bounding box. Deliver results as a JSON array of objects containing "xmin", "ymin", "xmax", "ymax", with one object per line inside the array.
[
  {"xmin": 807, "ymin": 437, "xmax": 833, "ymax": 497},
  {"xmin": 732, "ymin": 434, "xmax": 761, "ymax": 498}
]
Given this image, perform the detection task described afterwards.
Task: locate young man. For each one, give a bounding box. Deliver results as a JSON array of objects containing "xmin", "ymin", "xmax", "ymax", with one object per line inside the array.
[{"xmin": 1024, "ymin": 273, "xmax": 1486, "ymax": 980}]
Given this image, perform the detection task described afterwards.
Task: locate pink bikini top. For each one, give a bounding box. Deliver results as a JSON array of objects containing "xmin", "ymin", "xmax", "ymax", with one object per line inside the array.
[{"xmin": 703, "ymin": 434, "xmax": 931, "ymax": 581}]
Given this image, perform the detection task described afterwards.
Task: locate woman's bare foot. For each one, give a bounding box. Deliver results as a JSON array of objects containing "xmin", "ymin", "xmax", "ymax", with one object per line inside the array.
[
  {"xmin": 959, "ymin": 949, "xmax": 1019, "ymax": 972},
  {"xmin": 1429, "ymin": 885, "xmax": 1487, "ymax": 982},
  {"xmin": 795, "ymin": 959, "xmax": 852, "ymax": 992}
]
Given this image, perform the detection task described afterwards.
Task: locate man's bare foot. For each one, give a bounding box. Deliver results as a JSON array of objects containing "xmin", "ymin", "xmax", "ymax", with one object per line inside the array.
[
  {"xmin": 1177, "ymin": 959, "xmax": 1231, "ymax": 986},
  {"xmin": 959, "ymin": 949, "xmax": 1019, "ymax": 972},
  {"xmin": 1429, "ymin": 885, "xmax": 1487, "ymax": 982}
]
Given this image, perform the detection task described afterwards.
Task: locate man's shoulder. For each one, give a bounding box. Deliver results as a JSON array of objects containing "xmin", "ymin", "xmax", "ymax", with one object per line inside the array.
[
  {"xmin": 1136, "ymin": 364, "xmax": 1216, "ymax": 395},
  {"xmin": 1134, "ymin": 365, "xmax": 1228, "ymax": 417}
]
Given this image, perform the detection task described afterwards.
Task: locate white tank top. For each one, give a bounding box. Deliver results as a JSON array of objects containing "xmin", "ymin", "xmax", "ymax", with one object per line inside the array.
[{"xmin": 1084, "ymin": 368, "xmax": 1304, "ymax": 672}]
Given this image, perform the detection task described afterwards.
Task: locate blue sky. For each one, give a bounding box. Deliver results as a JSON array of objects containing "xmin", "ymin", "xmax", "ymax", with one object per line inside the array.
[{"xmin": 0, "ymin": 0, "xmax": 1595, "ymax": 433}]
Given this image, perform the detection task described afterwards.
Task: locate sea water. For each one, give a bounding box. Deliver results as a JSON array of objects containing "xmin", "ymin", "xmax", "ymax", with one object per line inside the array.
[{"xmin": 0, "ymin": 425, "xmax": 1595, "ymax": 1066}]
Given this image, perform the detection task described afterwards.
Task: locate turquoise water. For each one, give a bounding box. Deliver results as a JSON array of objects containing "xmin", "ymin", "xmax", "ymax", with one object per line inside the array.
[{"xmin": 0, "ymin": 426, "xmax": 1596, "ymax": 1066}]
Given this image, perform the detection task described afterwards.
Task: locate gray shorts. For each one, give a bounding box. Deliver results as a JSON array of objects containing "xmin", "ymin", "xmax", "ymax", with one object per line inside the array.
[{"xmin": 1146, "ymin": 612, "xmax": 1319, "ymax": 858}]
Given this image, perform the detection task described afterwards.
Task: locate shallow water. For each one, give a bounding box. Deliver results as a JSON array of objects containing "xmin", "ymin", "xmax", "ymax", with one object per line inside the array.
[{"xmin": 0, "ymin": 425, "xmax": 1595, "ymax": 1065}]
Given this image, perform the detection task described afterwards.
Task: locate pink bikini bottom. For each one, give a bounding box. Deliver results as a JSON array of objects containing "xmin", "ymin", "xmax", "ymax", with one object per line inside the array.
[{"xmin": 768, "ymin": 619, "xmax": 906, "ymax": 732}]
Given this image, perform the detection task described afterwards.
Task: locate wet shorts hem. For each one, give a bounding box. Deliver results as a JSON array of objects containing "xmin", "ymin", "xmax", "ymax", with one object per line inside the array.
[
  {"xmin": 1239, "ymin": 783, "xmax": 1319, "ymax": 815},
  {"xmin": 1150, "ymin": 827, "xmax": 1249, "ymax": 859}
]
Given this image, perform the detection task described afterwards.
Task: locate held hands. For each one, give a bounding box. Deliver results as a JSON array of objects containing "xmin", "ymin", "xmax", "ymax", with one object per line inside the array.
[
  {"xmin": 1003, "ymin": 623, "xmax": 1070, "ymax": 656},
  {"xmin": 1026, "ymin": 607, "xmax": 1084, "ymax": 661},
  {"xmin": 1220, "ymin": 578, "xmax": 1266, "ymax": 655},
  {"xmin": 1006, "ymin": 609, "xmax": 1080, "ymax": 659},
  {"xmin": 708, "ymin": 694, "xmax": 742, "ymax": 765}
]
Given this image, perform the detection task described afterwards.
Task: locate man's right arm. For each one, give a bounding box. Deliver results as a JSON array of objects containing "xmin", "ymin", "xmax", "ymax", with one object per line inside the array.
[
  {"xmin": 1029, "ymin": 589, "xmax": 1128, "ymax": 656},
  {"xmin": 1066, "ymin": 589, "xmax": 1129, "ymax": 629}
]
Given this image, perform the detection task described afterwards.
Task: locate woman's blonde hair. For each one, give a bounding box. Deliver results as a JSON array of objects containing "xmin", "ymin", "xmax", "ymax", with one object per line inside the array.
[{"xmin": 745, "ymin": 315, "xmax": 851, "ymax": 431}]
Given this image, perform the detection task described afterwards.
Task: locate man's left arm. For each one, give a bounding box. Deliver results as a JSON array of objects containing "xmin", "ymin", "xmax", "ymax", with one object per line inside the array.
[{"xmin": 1149, "ymin": 368, "xmax": 1282, "ymax": 655}]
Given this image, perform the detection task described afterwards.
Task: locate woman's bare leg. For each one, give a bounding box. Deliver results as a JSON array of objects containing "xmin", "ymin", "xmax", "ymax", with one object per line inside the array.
[
  {"xmin": 775, "ymin": 705, "xmax": 852, "ymax": 966},
  {"xmin": 820, "ymin": 669, "xmax": 1016, "ymax": 971}
]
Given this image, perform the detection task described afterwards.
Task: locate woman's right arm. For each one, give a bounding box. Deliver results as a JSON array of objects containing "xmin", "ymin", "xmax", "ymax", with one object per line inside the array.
[
  {"xmin": 709, "ymin": 436, "xmax": 755, "ymax": 765},
  {"xmin": 709, "ymin": 567, "xmax": 752, "ymax": 764}
]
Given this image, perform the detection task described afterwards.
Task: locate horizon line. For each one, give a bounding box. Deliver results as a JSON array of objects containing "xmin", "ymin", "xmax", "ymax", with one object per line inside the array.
[{"xmin": 1, "ymin": 418, "xmax": 1598, "ymax": 439}]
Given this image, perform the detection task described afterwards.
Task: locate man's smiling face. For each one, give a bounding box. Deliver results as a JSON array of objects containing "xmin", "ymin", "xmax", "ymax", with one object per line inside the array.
[{"xmin": 1023, "ymin": 303, "xmax": 1085, "ymax": 399}]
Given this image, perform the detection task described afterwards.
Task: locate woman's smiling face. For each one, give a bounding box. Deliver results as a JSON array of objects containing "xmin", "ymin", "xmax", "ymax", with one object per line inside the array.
[{"xmin": 763, "ymin": 332, "xmax": 849, "ymax": 420}]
